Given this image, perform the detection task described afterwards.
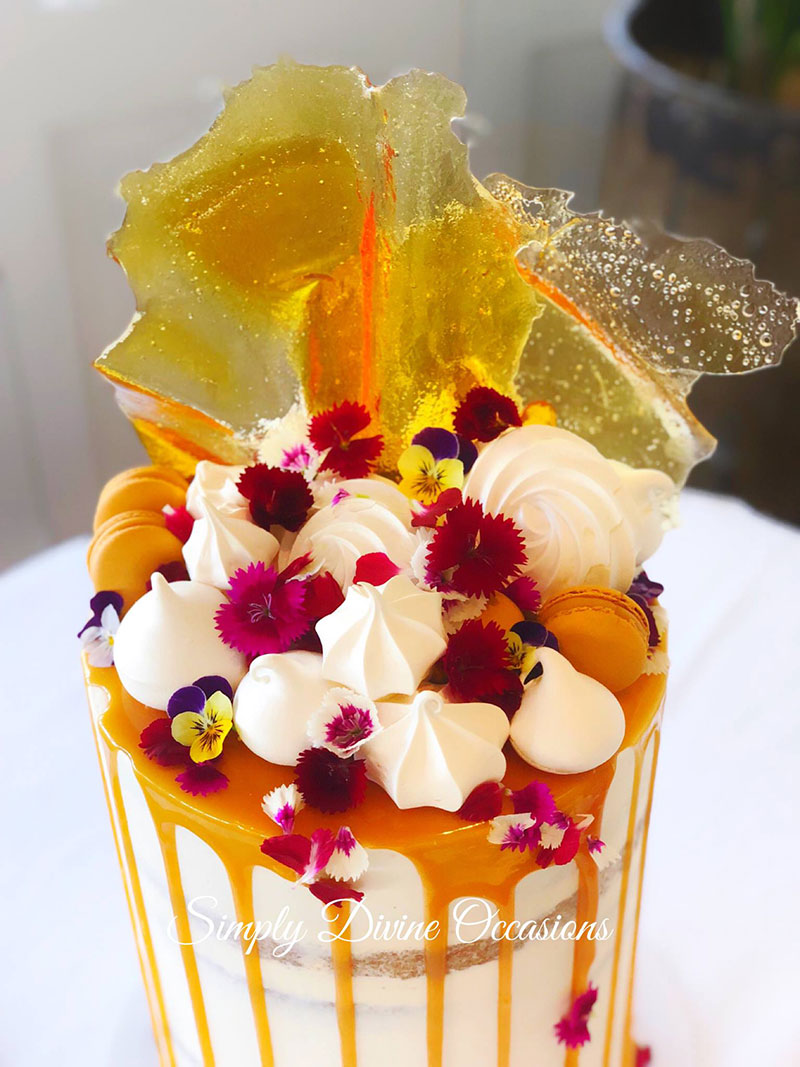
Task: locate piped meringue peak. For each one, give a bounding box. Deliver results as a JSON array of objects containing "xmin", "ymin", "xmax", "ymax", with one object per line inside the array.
[
  {"xmin": 87, "ymin": 393, "xmax": 671, "ymax": 821},
  {"xmin": 186, "ymin": 460, "xmax": 249, "ymax": 521},
  {"xmin": 362, "ymin": 689, "xmax": 510, "ymax": 811},
  {"xmin": 316, "ymin": 575, "xmax": 447, "ymax": 700},
  {"xmin": 182, "ymin": 499, "xmax": 279, "ymax": 588}
]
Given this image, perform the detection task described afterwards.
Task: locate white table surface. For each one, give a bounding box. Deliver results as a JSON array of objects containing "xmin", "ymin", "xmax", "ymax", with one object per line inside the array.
[{"xmin": 2, "ymin": 489, "xmax": 799, "ymax": 1066}]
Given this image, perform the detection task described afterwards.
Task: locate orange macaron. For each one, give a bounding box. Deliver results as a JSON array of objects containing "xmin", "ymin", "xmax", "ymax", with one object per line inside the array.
[
  {"xmin": 479, "ymin": 592, "xmax": 525, "ymax": 633},
  {"xmin": 538, "ymin": 585, "xmax": 650, "ymax": 693},
  {"xmin": 93, "ymin": 466, "xmax": 189, "ymax": 531},
  {"xmin": 87, "ymin": 509, "xmax": 186, "ymax": 612}
]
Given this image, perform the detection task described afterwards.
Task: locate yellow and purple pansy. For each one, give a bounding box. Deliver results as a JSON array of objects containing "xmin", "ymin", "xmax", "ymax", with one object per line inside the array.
[
  {"xmin": 397, "ymin": 428, "xmax": 476, "ymax": 504},
  {"xmin": 168, "ymin": 675, "xmax": 235, "ymax": 763},
  {"xmin": 507, "ymin": 621, "xmax": 560, "ymax": 683}
]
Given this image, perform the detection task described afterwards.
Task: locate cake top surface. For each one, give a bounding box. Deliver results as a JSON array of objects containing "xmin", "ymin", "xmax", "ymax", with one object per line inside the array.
[{"xmin": 81, "ymin": 60, "xmax": 795, "ymax": 916}]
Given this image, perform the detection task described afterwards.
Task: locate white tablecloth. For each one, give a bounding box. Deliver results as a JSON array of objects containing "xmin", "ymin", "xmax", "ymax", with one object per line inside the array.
[{"xmin": 2, "ymin": 489, "xmax": 798, "ymax": 1066}]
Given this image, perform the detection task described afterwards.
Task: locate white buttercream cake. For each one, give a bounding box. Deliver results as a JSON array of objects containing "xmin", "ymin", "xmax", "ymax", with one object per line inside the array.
[{"xmin": 78, "ymin": 58, "xmax": 798, "ymax": 1067}]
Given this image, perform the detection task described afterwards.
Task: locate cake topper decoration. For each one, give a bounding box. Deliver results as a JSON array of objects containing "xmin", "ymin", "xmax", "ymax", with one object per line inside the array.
[{"xmin": 97, "ymin": 60, "xmax": 798, "ymax": 485}]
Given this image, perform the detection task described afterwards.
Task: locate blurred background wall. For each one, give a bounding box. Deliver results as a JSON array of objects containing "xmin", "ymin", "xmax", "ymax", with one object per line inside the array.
[{"xmin": 1, "ymin": 0, "xmax": 797, "ymax": 571}]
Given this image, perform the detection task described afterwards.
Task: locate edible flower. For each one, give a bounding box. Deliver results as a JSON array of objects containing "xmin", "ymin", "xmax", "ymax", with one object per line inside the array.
[
  {"xmin": 508, "ymin": 621, "xmax": 559, "ymax": 681},
  {"xmin": 162, "ymin": 504, "xmax": 194, "ymax": 543},
  {"xmin": 489, "ymin": 780, "xmax": 584, "ymax": 867},
  {"xmin": 175, "ymin": 761, "xmax": 229, "ymax": 796},
  {"xmin": 307, "ymin": 689, "xmax": 381, "ymax": 757},
  {"xmin": 487, "ymin": 813, "xmax": 538, "ymax": 852},
  {"xmin": 78, "ymin": 590, "xmax": 123, "ymax": 667},
  {"xmin": 502, "ymin": 575, "xmax": 541, "ymax": 614},
  {"xmin": 635, "ymin": 1045, "xmax": 652, "ymax": 1066},
  {"xmin": 457, "ymin": 781, "xmax": 505, "ymax": 822},
  {"xmin": 139, "ymin": 714, "xmax": 229, "ymax": 795},
  {"xmin": 411, "ymin": 487, "xmax": 463, "ymax": 528},
  {"xmin": 294, "ymin": 747, "xmax": 368, "ymax": 813},
  {"xmin": 555, "ymin": 985, "xmax": 598, "ymax": 1048},
  {"xmin": 237, "ymin": 464, "xmax": 314, "ymax": 532},
  {"xmin": 626, "ymin": 570, "xmax": 664, "ymax": 647},
  {"xmin": 309, "ymin": 401, "xmax": 383, "ymax": 478},
  {"xmin": 324, "ymin": 826, "xmax": 369, "ymax": 882},
  {"xmin": 353, "ymin": 552, "xmax": 402, "ymax": 586},
  {"xmin": 168, "ymin": 678, "xmax": 235, "ymax": 764},
  {"xmin": 261, "ymin": 828, "xmax": 365, "ymax": 907},
  {"xmin": 262, "ymin": 783, "xmax": 305, "ymax": 834},
  {"xmin": 425, "ymin": 499, "xmax": 526, "ymax": 598},
  {"xmin": 398, "ymin": 442, "xmax": 464, "ymax": 505},
  {"xmin": 453, "ymin": 386, "xmax": 521, "ymax": 442},
  {"xmin": 444, "ymin": 619, "xmax": 523, "ymax": 715},
  {"xmin": 215, "ymin": 559, "xmax": 310, "ymax": 657},
  {"xmin": 139, "ymin": 717, "xmax": 186, "ymax": 766}
]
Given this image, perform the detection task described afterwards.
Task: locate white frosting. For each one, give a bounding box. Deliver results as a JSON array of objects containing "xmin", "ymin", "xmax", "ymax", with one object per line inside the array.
[
  {"xmin": 287, "ymin": 496, "xmax": 418, "ymax": 589},
  {"xmin": 113, "ymin": 574, "xmax": 247, "ymax": 710},
  {"xmin": 362, "ymin": 689, "xmax": 509, "ymax": 811},
  {"xmin": 182, "ymin": 500, "xmax": 279, "ymax": 589},
  {"xmin": 186, "ymin": 460, "xmax": 249, "ymax": 521},
  {"xmin": 316, "ymin": 575, "xmax": 446, "ymax": 700},
  {"xmin": 510, "ymin": 647, "xmax": 625, "ymax": 774},
  {"xmin": 312, "ymin": 476, "xmax": 413, "ymax": 522},
  {"xmin": 233, "ymin": 651, "xmax": 333, "ymax": 766},
  {"xmin": 464, "ymin": 425, "xmax": 676, "ymax": 598}
]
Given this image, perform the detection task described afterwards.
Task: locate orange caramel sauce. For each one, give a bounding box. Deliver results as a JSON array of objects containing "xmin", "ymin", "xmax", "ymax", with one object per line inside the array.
[{"xmin": 85, "ymin": 657, "xmax": 664, "ymax": 1067}]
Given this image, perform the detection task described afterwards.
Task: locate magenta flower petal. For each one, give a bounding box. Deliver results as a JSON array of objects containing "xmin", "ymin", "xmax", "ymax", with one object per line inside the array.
[
  {"xmin": 458, "ymin": 781, "xmax": 504, "ymax": 822},
  {"xmin": 554, "ymin": 984, "xmax": 598, "ymax": 1048},
  {"xmin": 176, "ymin": 762, "xmax": 229, "ymax": 796},
  {"xmin": 510, "ymin": 780, "xmax": 558, "ymax": 822}
]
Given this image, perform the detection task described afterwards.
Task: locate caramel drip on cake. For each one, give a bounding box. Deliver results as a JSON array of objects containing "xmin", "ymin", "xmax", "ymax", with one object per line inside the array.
[
  {"xmin": 602, "ymin": 711, "xmax": 662, "ymax": 1065},
  {"xmin": 622, "ymin": 733, "xmax": 661, "ymax": 1062},
  {"xmin": 155, "ymin": 819, "xmax": 216, "ymax": 1066},
  {"xmin": 227, "ymin": 863, "xmax": 276, "ymax": 1067},
  {"xmin": 423, "ymin": 899, "xmax": 449, "ymax": 1067},
  {"xmin": 91, "ymin": 726, "xmax": 176, "ymax": 1067},
  {"xmin": 85, "ymin": 660, "xmax": 665, "ymax": 1066},
  {"xmin": 331, "ymin": 905, "xmax": 358, "ymax": 1067}
]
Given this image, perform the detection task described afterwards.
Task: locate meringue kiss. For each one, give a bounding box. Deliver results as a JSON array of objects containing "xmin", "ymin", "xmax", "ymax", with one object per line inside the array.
[
  {"xmin": 362, "ymin": 689, "xmax": 509, "ymax": 811},
  {"xmin": 316, "ymin": 575, "xmax": 447, "ymax": 700},
  {"xmin": 510, "ymin": 647, "xmax": 625, "ymax": 774},
  {"xmin": 113, "ymin": 574, "xmax": 247, "ymax": 710},
  {"xmin": 186, "ymin": 460, "xmax": 249, "ymax": 521},
  {"xmin": 182, "ymin": 499, "xmax": 279, "ymax": 588},
  {"xmin": 233, "ymin": 651, "xmax": 333, "ymax": 766}
]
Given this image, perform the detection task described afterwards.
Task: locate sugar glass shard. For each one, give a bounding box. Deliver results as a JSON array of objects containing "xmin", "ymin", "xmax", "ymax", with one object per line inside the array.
[
  {"xmin": 97, "ymin": 60, "xmax": 799, "ymax": 483},
  {"xmin": 97, "ymin": 61, "xmax": 538, "ymax": 471},
  {"xmin": 485, "ymin": 177, "xmax": 800, "ymax": 482}
]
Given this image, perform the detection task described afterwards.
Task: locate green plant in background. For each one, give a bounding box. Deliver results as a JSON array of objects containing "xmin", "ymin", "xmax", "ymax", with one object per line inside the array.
[{"xmin": 720, "ymin": 0, "xmax": 800, "ymax": 101}]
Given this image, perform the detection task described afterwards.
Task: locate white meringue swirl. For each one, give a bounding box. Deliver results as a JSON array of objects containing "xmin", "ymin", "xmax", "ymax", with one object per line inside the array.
[
  {"xmin": 113, "ymin": 574, "xmax": 247, "ymax": 710},
  {"xmin": 182, "ymin": 500, "xmax": 279, "ymax": 589},
  {"xmin": 464, "ymin": 425, "xmax": 676, "ymax": 598},
  {"xmin": 186, "ymin": 460, "xmax": 249, "ymax": 521},
  {"xmin": 362, "ymin": 689, "xmax": 509, "ymax": 811},
  {"xmin": 316, "ymin": 575, "xmax": 446, "ymax": 699},
  {"xmin": 287, "ymin": 496, "xmax": 417, "ymax": 589},
  {"xmin": 233, "ymin": 651, "xmax": 333, "ymax": 766}
]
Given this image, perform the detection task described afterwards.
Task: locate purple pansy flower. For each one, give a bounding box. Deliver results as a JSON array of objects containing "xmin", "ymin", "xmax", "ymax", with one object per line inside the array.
[{"xmin": 78, "ymin": 590, "xmax": 123, "ymax": 667}]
